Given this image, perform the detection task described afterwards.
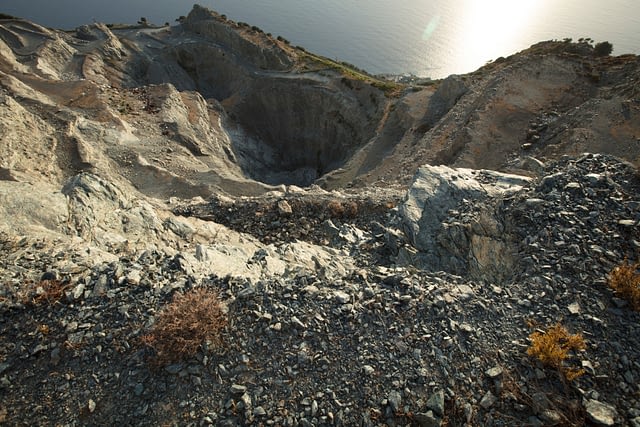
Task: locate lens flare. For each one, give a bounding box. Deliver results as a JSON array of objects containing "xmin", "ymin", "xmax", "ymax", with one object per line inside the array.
[{"xmin": 422, "ymin": 15, "xmax": 441, "ymax": 41}]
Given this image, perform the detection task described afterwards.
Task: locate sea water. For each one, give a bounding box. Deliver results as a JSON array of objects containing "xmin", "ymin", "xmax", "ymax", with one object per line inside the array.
[{"xmin": 4, "ymin": 0, "xmax": 640, "ymax": 78}]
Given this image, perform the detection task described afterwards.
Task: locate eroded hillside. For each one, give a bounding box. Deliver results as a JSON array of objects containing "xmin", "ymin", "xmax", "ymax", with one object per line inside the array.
[
  {"xmin": 1, "ymin": 5, "xmax": 639, "ymax": 427},
  {"xmin": 2, "ymin": 6, "xmax": 639, "ymax": 196}
]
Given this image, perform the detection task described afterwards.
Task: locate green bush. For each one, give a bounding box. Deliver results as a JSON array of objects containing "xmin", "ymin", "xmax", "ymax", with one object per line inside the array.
[{"xmin": 594, "ymin": 41, "xmax": 613, "ymax": 56}]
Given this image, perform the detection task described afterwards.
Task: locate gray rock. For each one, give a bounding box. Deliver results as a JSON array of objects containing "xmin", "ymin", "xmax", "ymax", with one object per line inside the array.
[
  {"xmin": 165, "ymin": 364, "xmax": 184, "ymax": 374},
  {"xmin": 585, "ymin": 400, "xmax": 617, "ymax": 426},
  {"xmin": 485, "ymin": 366, "xmax": 503, "ymax": 378},
  {"xmin": 134, "ymin": 383, "xmax": 144, "ymax": 396},
  {"xmin": 479, "ymin": 391, "xmax": 497, "ymax": 409},
  {"xmin": 164, "ymin": 217, "xmax": 194, "ymax": 239},
  {"xmin": 539, "ymin": 409, "xmax": 563, "ymax": 424},
  {"xmin": 426, "ymin": 390, "xmax": 445, "ymax": 417},
  {"xmin": 539, "ymin": 172, "xmax": 563, "ymax": 192},
  {"xmin": 72, "ymin": 283, "xmax": 85, "ymax": 300},
  {"xmin": 520, "ymin": 156, "xmax": 546, "ymax": 174},
  {"xmin": 567, "ymin": 302, "xmax": 581, "ymax": 315},
  {"xmin": 419, "ymin": 75, "xmax": 468, "ymax": 129},
  {"xmin": 230, "ymin": 384, "xmax": 247, "ymax": 395},
  {"xmin": 334, "ymin": 290, "xmax": 350, "ymax": 304},
  {"xmin": 363, "ymin": 365, "xmax": 375, "ymax": 375},
  {"xmin": 277, "ymin": 200, "xmax": 292, "ymax": 215},
  {"xmin": 50, "ymin": 348, "xmax": 61, "ymax": 366},
  {"xmin": 125, "ymin": 270, "xmax": 142, "ymax": 286},
  {"xmin": 414, "ymin": 410, "xmax": 441, "ymax": 427},
  {"xmin": 400, "ymin": 165, "xmax": 529, "ymax": 282},
  {"xmin": 388, "ymin": 390, "xmax": 402, "ymax": 413}
]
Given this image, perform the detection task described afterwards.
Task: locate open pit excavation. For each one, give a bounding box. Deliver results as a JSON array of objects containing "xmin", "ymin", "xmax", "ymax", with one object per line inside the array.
[{"xmin": 1, "ymin": 4, "xmax": 640, "ymax": 426}]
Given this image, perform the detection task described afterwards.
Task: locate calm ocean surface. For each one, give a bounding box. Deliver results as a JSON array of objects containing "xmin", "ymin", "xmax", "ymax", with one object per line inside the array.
[{"xmin": 4, "ymin": 0, "xmax": 640, "ymax": 78}]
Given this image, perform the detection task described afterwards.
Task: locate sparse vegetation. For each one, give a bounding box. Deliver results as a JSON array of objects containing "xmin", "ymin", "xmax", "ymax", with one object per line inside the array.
[
  {"xmin": 297, "ymin": 50, "xmax": 403, "ymax": 97},
  {"xmin": 608, "ymin": 260, "xmax": 640, "ymax": 310},
  {"xmin": 141, "ymin": 288, "xmax": 227, "ymax": 365},
  {"xmin": 327, "ymin": 200, "xmax": 358, "ymax": 218},
  {"xmin": 594, "ymin": 41, "xmax": 613, "ymax": 56},
  {"xmin": 527, "ymin": 323, "xmax": 586, "ymax": 381},
  {"xmin": 21, "ymin": 279, "xmax": 70, "ymax": 306}
]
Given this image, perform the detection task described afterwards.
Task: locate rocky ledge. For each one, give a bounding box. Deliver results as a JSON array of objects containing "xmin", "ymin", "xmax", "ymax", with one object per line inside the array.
[{"xmin": 1, "ymin": 154, "xmax": 639, "ymax": 426}]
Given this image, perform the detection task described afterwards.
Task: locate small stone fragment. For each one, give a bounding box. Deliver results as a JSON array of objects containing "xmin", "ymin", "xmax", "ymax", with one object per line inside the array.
[
  {"xmin": 334, "ymin": 290, "xmax": 350, "ymax": 304},
  {"xmin": 277, "ymin": 200, "xmax": 292, "ymax": 215},
  {"xmin": 585, "ymin": 400, "xmax": 617, "ymax": 426},
  {"xmin": 388, "ymin": 390, "xmax": 402, "ymax": 413},
  {"xmin": 230, "ymin": 384, "xmax": 247, "ymax": 395},
  {"xmin": 568, "ymin": 302, "xmax": 581, "ymax": 314},
  {"xmin": 414, "ymin": 410, "xmax": 441, "ymax": 427},
  {"xmin": 479, "ymin": 391, "xmax": 497, "ymax": 409},
  {"xmin": 426, "ymin": 390, "xmax": 445, "ymax": 417},
  {"xmin": 485, "ymin": 366, "xmax": 503, "ymax": 378},
  {"xmin": 72, "ymin": 283, "xmax": 85, "ymax": 300},
  {"xmin": 363, "ymin": 365, "xmax": 375, "ymax": 375}
]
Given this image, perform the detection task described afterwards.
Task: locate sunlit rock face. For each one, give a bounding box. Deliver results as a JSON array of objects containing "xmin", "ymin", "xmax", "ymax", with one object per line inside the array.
[{"xmin": 401, "ymin": 165, "xmax": 530, "ymax": 282}]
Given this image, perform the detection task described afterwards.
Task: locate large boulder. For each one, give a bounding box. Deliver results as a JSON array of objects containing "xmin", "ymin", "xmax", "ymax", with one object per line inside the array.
[{"xmin": 400, "ymin": 165, "xmax": 530, "ymax": 282}]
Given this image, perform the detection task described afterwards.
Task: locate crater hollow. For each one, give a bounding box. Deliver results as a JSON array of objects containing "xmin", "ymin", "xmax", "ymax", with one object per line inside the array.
[{"xmin": 168, "ymin": 38, "xmax": 387, "ymax": 186}]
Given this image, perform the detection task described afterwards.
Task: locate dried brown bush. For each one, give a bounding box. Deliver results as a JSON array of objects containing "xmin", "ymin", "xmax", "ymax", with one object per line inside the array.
[
  {"xmin": 527, "ymin": 323, "xmax": 586, "ymax": 381},
  {"xmin": 21, "ymin": 279, "xmax": 70, "ymax": 306},
  {"xmin": 327, "ymin": 200, "xmax": 358, "ymax": 218},
  {"xmin": 344, "ymin": 201, "xmax": 358, "ymax": 217},
  {"xmin": 327, "ymin": 200, "xmax": 345, "ymax": 217},
  {"xmin": 141, "ymin": 288, "xmax": 227, "ymax": 365},
  {"xmin": 608, "ymin": 260, "xmax": 640, "ymax": 310}
]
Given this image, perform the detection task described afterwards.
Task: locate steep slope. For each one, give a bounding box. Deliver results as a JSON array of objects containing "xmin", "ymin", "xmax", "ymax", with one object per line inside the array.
[{"xmin": 321, "ymin": 41, "xmax": 640, "ymax": 189}]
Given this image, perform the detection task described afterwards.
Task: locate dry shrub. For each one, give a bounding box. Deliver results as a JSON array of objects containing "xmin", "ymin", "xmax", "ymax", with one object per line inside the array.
[
  {"xmin": 141, "ymin": 288, "xmax": 227, "ymax": 365},
  {"xmin": 327, "ymin": 200, "xmax": 345, "ymax": 217},
  {"xmin": 608, "ymin": 260, "xmax": 640, "ymax": 310},
  {"xmin": 527, "ymin": 323, "xmax": 586, "ymax": 381},
  {"xmin": 23, "ymin": 279, "xmax": 70, "ymax": 305},
  {"xmin": 327, "ymin": 200, "xmax": 358, "ymax": 218},
  {"xmin": 344, "ymin": 201, "xmax": 358, "ymax": 217}
]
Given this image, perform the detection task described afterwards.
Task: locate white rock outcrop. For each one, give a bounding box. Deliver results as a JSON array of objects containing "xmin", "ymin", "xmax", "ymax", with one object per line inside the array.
[{"xmin": 400, "ymin": 165, "xmax": 530, "ymax": 282}]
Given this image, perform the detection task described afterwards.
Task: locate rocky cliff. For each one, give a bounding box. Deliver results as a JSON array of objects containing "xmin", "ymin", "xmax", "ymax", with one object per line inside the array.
[{"xmin": 0, "ymin": 5, "xmax": 639, "ymax": 426}]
